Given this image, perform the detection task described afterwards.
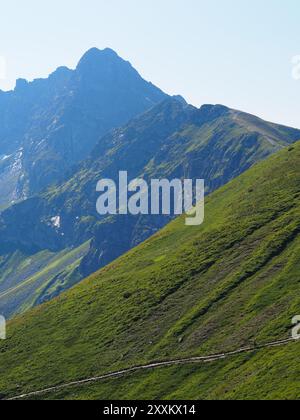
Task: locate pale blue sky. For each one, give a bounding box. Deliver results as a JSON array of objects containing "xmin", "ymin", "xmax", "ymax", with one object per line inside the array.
[{"xmin": 0, "ymin": 0, "xmax": 299, "ymax": 127}]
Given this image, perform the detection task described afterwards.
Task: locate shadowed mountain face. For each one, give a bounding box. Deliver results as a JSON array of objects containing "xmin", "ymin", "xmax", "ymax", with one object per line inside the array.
[
  {"xmin": 1, "ymin": 141, "xmax": 300, "ymax": 400},
  {"xmin": 0, "ymin": 94, "xmax": 300, "ymax": 318},
  {"xmin": 0, "ymin": 48, "xmax": 167, "ymax": 208}
]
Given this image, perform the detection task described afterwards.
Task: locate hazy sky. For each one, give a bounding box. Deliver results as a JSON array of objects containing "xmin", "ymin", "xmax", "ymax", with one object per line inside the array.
[{"xmin": 0, "ymin": 0, "xmax": 299, "ymax": 127}]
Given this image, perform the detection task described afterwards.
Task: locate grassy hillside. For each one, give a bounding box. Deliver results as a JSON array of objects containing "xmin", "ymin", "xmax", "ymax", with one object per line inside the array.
[
  {"xmin": 1, "ymin": 99, "xmax": 300, "ymax": 319},
  {"xmin": 29, "ymin": 342, "xmax": 299, "ymax": 400},
  {"xmin": 1, "ymin": 142, "xmax": 300, "ymax": 400}
]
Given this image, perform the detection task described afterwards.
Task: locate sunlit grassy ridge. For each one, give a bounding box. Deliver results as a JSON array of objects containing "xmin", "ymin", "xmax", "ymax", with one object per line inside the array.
[{"xmin": 0, "ymin": 142, "xmax": 300, "ymax": 399}]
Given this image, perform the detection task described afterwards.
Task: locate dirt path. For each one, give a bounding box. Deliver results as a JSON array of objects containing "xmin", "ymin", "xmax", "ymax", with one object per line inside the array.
[{"xmin": 8, "ymin": 337, "xmax": 296, "ymax": 400}]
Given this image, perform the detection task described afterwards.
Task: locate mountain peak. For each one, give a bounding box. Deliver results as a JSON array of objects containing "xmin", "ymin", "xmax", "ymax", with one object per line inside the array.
[
  {"xmin": 82, "ymin": 47, "xmax": 118, "ymax": 58},
  {"xmin": 76, "ymin": 47, "xmax": 121, "ymax": 70},
  {"xmin": 195, "ymin": 104, "xmax": 230, "ymax": 125}
]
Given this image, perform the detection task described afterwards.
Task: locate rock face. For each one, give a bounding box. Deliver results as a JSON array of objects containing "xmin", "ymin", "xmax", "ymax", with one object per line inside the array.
[{"xmin": 0, "ymin": 48, "xmax": 167, "ymax": 207}]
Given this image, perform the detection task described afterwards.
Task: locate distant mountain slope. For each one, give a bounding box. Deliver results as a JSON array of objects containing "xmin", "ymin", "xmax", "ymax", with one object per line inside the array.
[
  {"xmin": 0, "ymin": 141, "xmax": 300, "ymax": 400},
  {"xmin": 0, "ymin": 241, "xmax": 90, "ymax": 319},
  {"xmin": 0, "ymin": 48, "xmax": 167, "ymax": 207},
  {"xmin": 1, "ymin": 98, "xmax": 300, "ymax": 318}
]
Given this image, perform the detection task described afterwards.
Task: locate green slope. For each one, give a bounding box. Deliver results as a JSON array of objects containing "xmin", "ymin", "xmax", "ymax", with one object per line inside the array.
[
  {"xmin": 1, "ymin": 99, "xmax": 300, "ymax": 319},
  {"xmin": 1, "ymin": 142, "xmax": 300, "ymax": 400},
  {"xmin": 27, "ymin": 343, "xmax": 299, "ymax": 400}
]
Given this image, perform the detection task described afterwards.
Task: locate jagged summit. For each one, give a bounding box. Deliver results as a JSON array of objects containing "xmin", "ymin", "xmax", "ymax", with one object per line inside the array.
[
  {"xmin": 0, "ymin": 48, "xmax": 167, "ymax": 207},
  {"xmin": 76, "ymin": 47, "xmax": 128, "ymax": 74},
  {"xmin": 79, "ymin": 47, "xmax": 119, "ymax": 62},
  {"xmin": 6, "ymin": 48, "xmax": 138, "ymax": 94}
]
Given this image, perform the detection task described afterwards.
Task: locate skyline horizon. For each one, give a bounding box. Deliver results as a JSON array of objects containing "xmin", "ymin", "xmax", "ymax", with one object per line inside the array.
[
  {"xmin": 1, "ymin": 45, "xmax": 299, "ymax": 130},
  {"xmin": 1, "ymin": 1, "xmax": 299, "ymax": 128}
]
